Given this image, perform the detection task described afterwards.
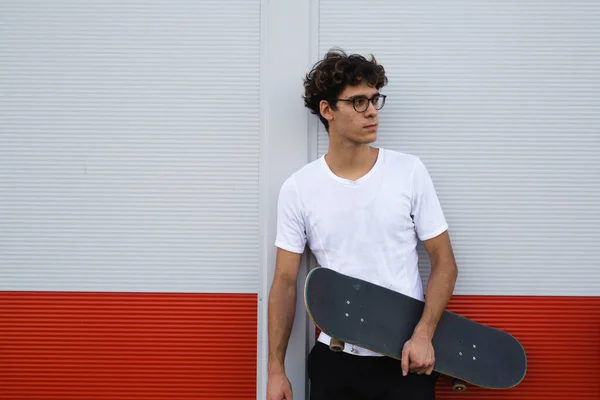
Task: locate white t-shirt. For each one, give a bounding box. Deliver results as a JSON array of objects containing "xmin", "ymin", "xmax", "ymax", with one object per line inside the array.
[{"xmin": 275, "ymin": 148, "xmax": 448, "ymax": 356}]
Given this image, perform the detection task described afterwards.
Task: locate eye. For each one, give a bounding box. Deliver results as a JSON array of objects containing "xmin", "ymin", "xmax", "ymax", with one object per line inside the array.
[{"xmin": 353, "ymin": 97, "xmax": 368, "ymax": 108}]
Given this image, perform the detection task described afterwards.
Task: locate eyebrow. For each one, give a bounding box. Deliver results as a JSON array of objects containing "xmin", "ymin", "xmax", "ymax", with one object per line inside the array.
[{"xmin": 347, "ymin": 92, "xmax": 380, "ymax": 99}]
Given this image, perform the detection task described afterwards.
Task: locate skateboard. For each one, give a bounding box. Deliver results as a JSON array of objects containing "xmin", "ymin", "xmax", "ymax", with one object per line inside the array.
[{"xmin": 304, "ymin": 267, "xmax": 527, "ymax": 391}]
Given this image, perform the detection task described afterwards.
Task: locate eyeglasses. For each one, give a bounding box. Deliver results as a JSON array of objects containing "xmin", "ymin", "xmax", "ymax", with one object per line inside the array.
[{"xmin": 337, "ymin": 94, "xmax": 387, "ymax": 113}]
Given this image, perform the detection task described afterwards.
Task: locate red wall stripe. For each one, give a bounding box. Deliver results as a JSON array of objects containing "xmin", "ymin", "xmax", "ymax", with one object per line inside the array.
[
  {"xmin": 3, "ymin": 292, "xmax": 599, "ymax": 399},
  {"xmin": 437, "ymin": 296, "xmax": 600, "ymax": 399},
  {"xmin": 0, "ymin": 292, "xmax": 257, "ymax": 400}
]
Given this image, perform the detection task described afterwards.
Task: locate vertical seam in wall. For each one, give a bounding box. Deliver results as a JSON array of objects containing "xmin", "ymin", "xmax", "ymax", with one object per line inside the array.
[
  {"xmin": 306, "ymin": 0, "xmax": 321, "ymax": 396},
  {"xmin": 257, "ymin": 0, "xmax": 269, "ymax": 398}
]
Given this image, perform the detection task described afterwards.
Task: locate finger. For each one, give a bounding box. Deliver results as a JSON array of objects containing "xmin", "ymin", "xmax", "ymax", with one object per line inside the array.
[
  {"xmin": 401, "ymin": 348, "xmax": 409, "ymax": 376},
  {"xmin": 285, "ymin": 388, "xmax": 293, "ymax": 400},
  {"xmin": 415, "ymin": 366, "xmax": 428, "ymax": 375},
  {"xmin": 426, "ymin": 363, "xmax": 434, "ymax": 375},
  {"xmin": 409, "ymin": 362, "xmax": 425, "ymax": 375}
]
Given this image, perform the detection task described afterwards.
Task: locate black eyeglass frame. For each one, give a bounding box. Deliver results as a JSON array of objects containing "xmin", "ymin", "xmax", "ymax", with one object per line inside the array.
[{"xmin": 336, "ymin": 94, "xmax": 387, "ymax": 112}]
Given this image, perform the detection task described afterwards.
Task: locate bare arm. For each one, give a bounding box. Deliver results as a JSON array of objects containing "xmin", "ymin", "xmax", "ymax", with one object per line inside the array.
[
  {"xmin": 267, "ymin": 247, "xmax": 303, "ymax": 375},
  {"xmin": 401, "ymin": 230, "xmax": 458, "ymax": 376},
  {"xmin": 415, "ymin": 230, "xmax": 459, "ymax": 338}
]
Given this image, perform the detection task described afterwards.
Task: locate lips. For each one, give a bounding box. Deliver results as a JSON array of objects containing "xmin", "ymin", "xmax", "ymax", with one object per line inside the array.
[{"xmin": 364, "ymin": 123, "xmax": 378, "ymax": 129}]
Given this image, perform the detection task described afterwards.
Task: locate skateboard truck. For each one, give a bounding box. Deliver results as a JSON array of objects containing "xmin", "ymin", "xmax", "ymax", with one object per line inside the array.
[
  {"xmin": 329, "ymin": 337, "xmax": 345, "ymax": 352},
  {"xmin": 452, "ymin": 378, "xmax": 467, "ymax": 391}
]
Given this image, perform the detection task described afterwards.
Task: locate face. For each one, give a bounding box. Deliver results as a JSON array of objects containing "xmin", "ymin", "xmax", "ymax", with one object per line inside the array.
[{"xmin": 320, "ymin": 81, "xmax": 382, "ymax": 145}]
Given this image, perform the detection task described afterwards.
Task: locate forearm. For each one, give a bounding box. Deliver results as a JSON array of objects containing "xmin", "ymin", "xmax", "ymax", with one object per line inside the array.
[
  {"xmin": 267, "ymin": 278, "xmax": 297, "ymax": 375},
  {"xmin": 415, "ymin": 258, "xmax": 458, "ymax": 339}
]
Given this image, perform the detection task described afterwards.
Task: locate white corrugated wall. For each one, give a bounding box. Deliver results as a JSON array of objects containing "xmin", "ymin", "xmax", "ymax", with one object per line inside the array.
[
  {"xmin": 317, "ymin": 0, "xmax": 600, "ymax": 296},
  {"xmin": 0, "ymin": 0, "xmax": 261, "ymax": 294},
  {"xmin": 1, "ymin": 1, "xmax": 264, "ymax": 398}
]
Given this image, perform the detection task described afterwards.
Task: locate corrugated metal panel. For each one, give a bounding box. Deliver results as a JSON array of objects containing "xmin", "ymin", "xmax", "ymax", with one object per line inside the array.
[
  {"xmin": 0, "ymin": 291, "xmax": 257, "ymax": 399},
  {"xmin": 317, "ymin": 0, "xmax": 600, "ymax": 295},
  {"xmin": 0, "ymin": 1, "xmax": 260, "ymax": 293},
  {"xmin": 436, "ymin": 295, "xmax": 600, "ymax": 399}
]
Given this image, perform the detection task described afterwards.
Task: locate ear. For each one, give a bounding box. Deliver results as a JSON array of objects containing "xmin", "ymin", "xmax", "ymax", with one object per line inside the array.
[{"xmin": 319, "ymin": 100, "xmax": 334, "ymax": 123}]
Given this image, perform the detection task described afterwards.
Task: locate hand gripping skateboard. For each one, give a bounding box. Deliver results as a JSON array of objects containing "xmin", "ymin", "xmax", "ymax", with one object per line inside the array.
[{"xmin": 304, "ymin": 267, "xmax": 527, "ymax": 391}]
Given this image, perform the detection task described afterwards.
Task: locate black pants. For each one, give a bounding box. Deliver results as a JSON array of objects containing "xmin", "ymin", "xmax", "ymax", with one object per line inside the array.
[{"xmin": 308, "ymin": 342, "xmax": 439, "ymax": 400}]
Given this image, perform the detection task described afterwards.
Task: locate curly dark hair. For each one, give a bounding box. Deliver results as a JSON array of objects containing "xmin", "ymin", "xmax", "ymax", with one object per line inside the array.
[{"xmin": 303, "ymin": 48, "xmax": 388, "ymax": 132}]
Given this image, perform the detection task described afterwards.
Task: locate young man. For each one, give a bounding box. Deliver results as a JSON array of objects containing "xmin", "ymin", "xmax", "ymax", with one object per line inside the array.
[{"xmin": 266, "ymin": 49, "xmax": 459, "ymax": 400}]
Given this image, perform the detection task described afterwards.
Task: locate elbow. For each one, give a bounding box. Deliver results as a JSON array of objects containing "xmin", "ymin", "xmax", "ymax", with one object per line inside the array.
[
  {"xmin": 435, "ymin": 255, "xmax": 458, "ymax": 284},
  {"xmin": 452, "ymin": 262, "xmax": 459, "ymax": 283},
  {"xmin": 451, "ymin": 258, "xmax": 458, "ymax": 277},
  {"xmin": 446, "ymin": 256, "xmax": 458, "ymax": 280},
  {"xmin": 273, "ymin": 268, "xmax": 298, "ymax": 291}
]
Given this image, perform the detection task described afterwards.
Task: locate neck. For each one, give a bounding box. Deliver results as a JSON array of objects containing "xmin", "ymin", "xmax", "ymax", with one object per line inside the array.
[{"xmin": 325, "ymin": 133, "xmax": 379, "ymax": 180}]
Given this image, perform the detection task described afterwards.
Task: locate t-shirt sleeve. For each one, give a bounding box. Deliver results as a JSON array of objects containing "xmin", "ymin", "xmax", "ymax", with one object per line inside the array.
[
  {"xmin": 274, "ymin": 175, "xmax": 307, "ymax": 254},
  {"xmin": 410, "ymin": 157, "xmax": 449, "ymax": 241}
]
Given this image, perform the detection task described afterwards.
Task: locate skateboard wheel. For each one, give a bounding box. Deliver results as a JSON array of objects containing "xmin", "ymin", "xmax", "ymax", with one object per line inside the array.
[
  {"xmin": 329, "ymin": 338, "xmax": 345, "ymax": 352},
  {"xmin": 452, "ymin": 378, "xmax": 467, "ymax": 392}
]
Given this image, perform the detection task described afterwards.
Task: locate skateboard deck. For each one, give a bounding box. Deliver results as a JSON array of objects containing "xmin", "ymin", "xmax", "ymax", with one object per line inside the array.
[{"xmin": 304, "ymin": 267, "xmax": 527, "ymax": 390}]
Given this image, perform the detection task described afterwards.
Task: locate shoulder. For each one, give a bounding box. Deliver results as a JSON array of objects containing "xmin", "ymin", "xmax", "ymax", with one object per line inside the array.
[
  {"xmin": 277, "ymin": 157, "xmax": 323, "ymax": 207},
  {"xmin": 380, "ymin": 148, "xmax": 422, "ymax": 173},
  {"xmin": 281, "ymin": 156, "xmax": 327, "ymax": 191}
]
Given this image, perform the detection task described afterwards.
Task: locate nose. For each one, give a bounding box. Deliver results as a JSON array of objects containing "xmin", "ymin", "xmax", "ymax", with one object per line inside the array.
[{"xmin": 364, "ymin": 101, "xmax": 378, "ymax": 117}]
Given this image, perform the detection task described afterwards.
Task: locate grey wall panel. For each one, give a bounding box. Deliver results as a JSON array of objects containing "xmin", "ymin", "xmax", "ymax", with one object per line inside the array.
[
  {"xmin": 317, "ymin": 0, "xmax": 600, "ymax": 295},
  {"xmin": 0, "ymin": 0, "xmax": 261, "ymax": 293}
]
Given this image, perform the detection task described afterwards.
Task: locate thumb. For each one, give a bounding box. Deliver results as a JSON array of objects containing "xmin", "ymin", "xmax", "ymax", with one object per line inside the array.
[{"xmin": 284, "ymin": 388, "xmax": 293, "ymax": 400}]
